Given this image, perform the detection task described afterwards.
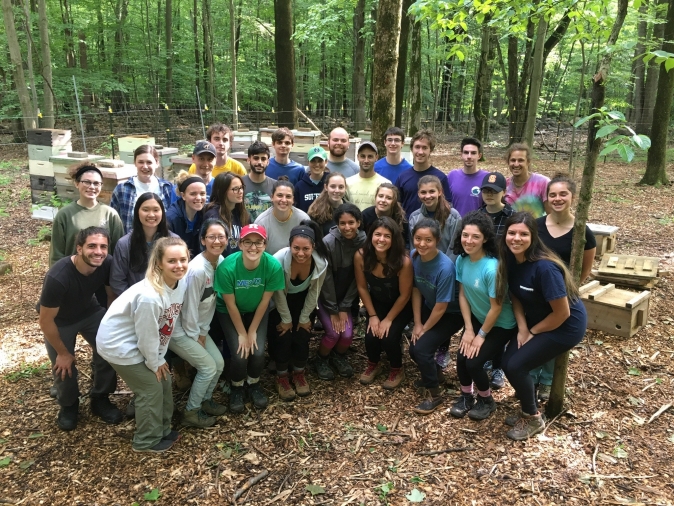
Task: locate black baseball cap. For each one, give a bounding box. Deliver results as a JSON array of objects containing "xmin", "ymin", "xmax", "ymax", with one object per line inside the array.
[
  {"xmin": 193, "ymin": 140, "xmax": 216, "ymax": 157},
  {"xmin": 481, "ymin": 172, "xmax": 507, "ymax": 192}
]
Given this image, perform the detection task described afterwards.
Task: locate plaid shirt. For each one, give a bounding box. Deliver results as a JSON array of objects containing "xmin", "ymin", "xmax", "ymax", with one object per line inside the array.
[
  {"xmin": 110, "ymin": 177, "xmax": 174, "ymax": 233},
  {"xmin": 479, "ymin": 202, "xmax": 514, "ymax": 238}
]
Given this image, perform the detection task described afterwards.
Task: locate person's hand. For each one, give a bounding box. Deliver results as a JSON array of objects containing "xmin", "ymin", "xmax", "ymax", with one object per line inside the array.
[
  {"xmin": 517, "ymin": 329, "xmax": 534, "ymax": 349},
  {"xmin": 411, "ymin": 323, "xmax": 425, "ymax": 344},
  {"xmin": 459, "ymin": 328, "xmax": 475, "ymax": 356},
  {"xmin": 197, "ymin": 335, "xmax": 206, "ymax": 348},
  {"xmin": 330, "ymin": 314, "xmax": 343, "ymax": 334},
  {"xmin": 367, "ymin": 315, "xmax": 380, "ymax": 337},
  {"xmin": 237, "ymin": 334, "xmax": 250, "ymax": 359},
  {"xmin": 53, "ymin": 352, "xmax": 75, "ymax": 381},
  {"xmin": 276, "ymin": 321, "xmax": 293, "ymax": 336},
  {"xmin": 465, "ymin": 335, "xmax": 484, "ymax": 360},
  {"xmin": 296, "ymin": 321, "xmax": 312, "ymax": 333},
  {"xmin": 339, "ymin": 312, "xmax": 349, "ymax": 332},
  {"xmin": 155, "ymin": 362, "xmax": 170, "ymax": 382},
  {"xmin": 247, "ymin": 330, "xmax": 259, "ymax": 354},
  {"xmin": 378, "ymin": 318, "xmax": 393, "ymax": 339}
]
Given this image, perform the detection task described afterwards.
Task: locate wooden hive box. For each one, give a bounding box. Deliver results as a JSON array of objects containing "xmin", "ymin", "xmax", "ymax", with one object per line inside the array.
[
  {"xmin": 98, "ymin": 162, "xmax": 137, "ymax": 191},
  {"xmin": 28, "ymin": 143, "xmax": 72, "ymax": 162},
  {"xmin": 596, "ymin": 254, "xmax": 660, "ymax": 289},
  {"xmin": 289, "ymin": 152, "xmax": 308, "ymax": 165},
  {"xmin": 118, "ymin": 135, "xmax": 155, "ymax": 153},
  {"xmin": 29, "ymin": 159, "xmax": 54, "ymax": 177},
  {"xmin": 357, "ymin": 130, "xmax": 372, "ymax": 142},
  {"xmin": 579, "ymin": 281, "xmax": 651, "ymax": 338},
  {"xmin": 588, "ymin": 223, "xmax": 619, "ymax": 258},
  {"xmin": 169, "ymin": 156, "xmax": 192, "ymax": 176},
  {"xmin": 50, "ymin": 153, "xmax": 105, "ymax": 186},
  {"xmin": 27, "ymin": 128, "xmax": 72, "ymax": 147},
  {"xmin": 259, "ymin": 127, "xmax": 277, "ymax": 145},
  {"xmin": 30, "ymin": 175, "xmax": 56, "ymax": 192}
]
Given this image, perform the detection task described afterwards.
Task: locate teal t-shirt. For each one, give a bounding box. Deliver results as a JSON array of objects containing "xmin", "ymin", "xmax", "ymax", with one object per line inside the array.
[
  {"xmin": 455, "ymin": 254, "xmax": 516, "ymax": 330},
  {"xmin": 214, "ymin": 251, "xmax": 285, "ymax": 314}
]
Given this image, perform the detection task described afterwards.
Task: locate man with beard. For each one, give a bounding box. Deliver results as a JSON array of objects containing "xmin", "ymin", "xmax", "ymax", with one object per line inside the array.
[
  {"xmin": 346, "ymin": 142, "xmax": 391, "ymax": 211},
  {"xmin": 242, "ymin": 141, "xmax": 277, "ymax": 221},
  {"xmin": 326, "ymin": 127, "xmax": 359, "ymax": 177},
  {"xmin": 38, "ymin": 227, "xmax": 122, "ymax": 431}
]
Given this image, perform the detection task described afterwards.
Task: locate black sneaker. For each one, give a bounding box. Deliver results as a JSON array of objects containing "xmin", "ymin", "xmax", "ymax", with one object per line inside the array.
[
  {"xmin": 449, "ymin": 394, "xmax": 475, "ymax": 418},
  {"xmin": 329, "ymin": 352, "xmax": 354, "ymax": 378},
  {"xmin": 90, "ymin": 396, "xmax": 123, "ymax": 424},
  {"xmin": 490, "ymin": 369, "xmax": 506, "ymax": 390},
  {"xmin": 229, "ymin": 385, "xmax": 245, "ymax": 414},
  {"xmin": 132, "ymin": 439, "xmax": 174, "ymax": 453},
  {"xmin": 314, "ymin": 354, "xmax": 335, "ymax": 381},
  {"xmin": 467, "ymin": 395, "xmax": 496, "ymax": 421},
  {"xmin": 57, "ymin": 402, "xmax": 79, "ymax": 431},
  {"xmin": 162, "ymin": 430, "xmax": 181, "ymax": 442},
  {"xmin": 248, "ymin": 383, "xmax": 268, "ymax": 409}
]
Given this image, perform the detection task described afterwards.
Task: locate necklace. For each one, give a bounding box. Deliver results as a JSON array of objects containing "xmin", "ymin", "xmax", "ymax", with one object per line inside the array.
[{"xmin": 274, "ymin": 208, "xmax": 293, "ymax": 223}]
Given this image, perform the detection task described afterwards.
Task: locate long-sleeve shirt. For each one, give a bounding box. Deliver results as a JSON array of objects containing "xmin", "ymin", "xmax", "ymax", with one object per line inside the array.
[{"xmin": 319, "ymin": 226, "xmax": 366, "ymax": 314}]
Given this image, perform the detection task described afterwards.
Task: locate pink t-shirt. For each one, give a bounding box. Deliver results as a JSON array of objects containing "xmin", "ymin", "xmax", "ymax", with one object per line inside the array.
[{"xmin": 505, "ymin": 172, "xmax": 550, "ymax": 218}]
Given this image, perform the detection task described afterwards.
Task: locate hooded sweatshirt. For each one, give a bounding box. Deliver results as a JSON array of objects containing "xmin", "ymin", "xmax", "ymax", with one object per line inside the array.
[
  {"xmin": 166, "ymin": 198, "xmax": 204, "ymax": 259},
  {"xmin": 320, "ymin": 226, "xmax": 366, "ymax": 314},
  {"xmin": 408, "ymin": 204, "xmax": 462, "ymax": 263},
  {"xmin": 294, "ymin": 170, "xmax": 326, "ymax": 213},
  {"xmin": 272, "ymin": 247, "xmax": 329, "ymax": 324}
]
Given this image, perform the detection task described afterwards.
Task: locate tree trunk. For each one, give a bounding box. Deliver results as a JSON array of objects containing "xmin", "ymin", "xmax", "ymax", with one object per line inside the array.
[
  {"xmin": 513, "ymin": 19, "xmax": 536, "ymax": 143},
  {"xmin": 628, "ymin": 3, "xmax": 648, "ymax": 123},
  {"xmin": 2, "ymin": 0, "xmax": 36, "ymax": 131},
  {"xmin": 507, "ymin": 35, "xmax": 519, "ymax": 143},
  {"xmin": 274, "ymin": 0, "xmax": 297, "ymax": 128},
  {"xmin": 60, "ymin": 0, "xmax": 76, "ymax": 68},
  {"xmin": 192, "ymin": 0, "xmax": 200, "ymax": 94},
  {"xmin": 394, "ymin": 0, "xmax": 413, "ymax": 128},
  {"xmin": 524, "ymin": 16, "xmax": 548, "ymax": 148},
  {"xmin": 38, "ymin": 0, "xmax": 54, "ymax": 127},
  {"xmin": 473, "ymin": 23, "xmax": 492, "ymax": 140},
  {"xmin": 202, "ymin": 0, "xmax": 215, "ymax": 113},
  {"xmin": 641, "ymin": 0, "xmax": 674, "ymax": 186},
  {"xmin": 353, "ymin": 0, "xmax": 366, "ymax": 131},
  {"xmin": 547, "ymin": 0, "xmax": 629, "ymax": 418},
  {"xmin": 78, "ymin": 31, "xmax": 95, "ymax": 132},
  {"xmin": 230, "ymin": 0, "xmax": 238, "ymax": 129},
  {"xmin": 165, "ymin": 0, "xmax": 173, "ymax": 104},
  {"xmin": 407, "ymin": 17, "xmax": 421, "ymax": 137},
  {"xmin": 637, "ymin": 0, "xmax": 667, "ymax": 135},
  {"xmin": 111, "ymin": 0, "xmax": 130, "ymax": 111},
  {"xmin": 22, "ymin": 0, "xmax": 40, "ymax": 117}
]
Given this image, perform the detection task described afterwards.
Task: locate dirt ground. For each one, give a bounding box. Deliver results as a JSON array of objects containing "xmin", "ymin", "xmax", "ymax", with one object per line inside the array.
[{"xmin": 0, "ymin": 136, "xmax": 673, "ymax": 506}]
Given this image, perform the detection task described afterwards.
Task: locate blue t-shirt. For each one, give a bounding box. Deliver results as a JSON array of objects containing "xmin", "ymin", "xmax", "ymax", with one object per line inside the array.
[
  {"xmin": 266, "ymin": 158, "xmax": 305, "ymax": 186},
  {"xmin": 374, "ymin": 157, "xmax": 413, "ymax": 183},
  {"xmin": 456, "ymin": 255, "xmax": 516, "ymax": 329},
  {"xmin": 412, "ymin": 250, "xmax": 455, "ymax": 312},
  {"xmin": 395, "ymin": 166, "xmax": 453, "ymax": 218},
  {"xmin": 507, "ymin": 257, "xmax": 587, "ymax": 345}
]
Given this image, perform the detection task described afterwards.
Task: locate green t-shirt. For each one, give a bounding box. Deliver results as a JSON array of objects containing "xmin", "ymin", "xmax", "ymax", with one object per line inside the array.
[{"xmin": 214, "ymin": 251, "xmax": 285, "ymax": 314}]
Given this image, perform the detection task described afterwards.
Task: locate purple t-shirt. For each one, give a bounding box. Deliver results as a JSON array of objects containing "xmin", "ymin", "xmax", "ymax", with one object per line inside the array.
[
  {"xmin": 446, "ymin": 169, "xmax": 488, "ymax": 216},
  {"xmin": 505, "ymin": 172, "xmax": 550, "ymax": 218}
]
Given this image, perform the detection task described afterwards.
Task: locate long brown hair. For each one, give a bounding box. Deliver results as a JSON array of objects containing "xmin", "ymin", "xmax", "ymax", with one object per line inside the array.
[
  {"xmin": 204, "ymin": 172, "xmax": 250, "ymax": 229},
  {"xmin": 374, "ymin": 183, "xmax": 407, "ymax": 228},
  {"xmin": 361, "ymin": 217, "xmax": 405, "ymax": 277},
  {"xmin": 308, "ymin": 172, "xmax": 347, "ymax": 225},
  {"xmin": 418, "ymin": 175, "xmax": 452, "ymax": 229}
]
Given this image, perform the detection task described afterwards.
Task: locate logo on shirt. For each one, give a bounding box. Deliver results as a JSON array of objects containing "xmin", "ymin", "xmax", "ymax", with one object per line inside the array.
[
  {"xmin": 519, "ymin": 285, "xmax": 534, "ymax": 292},
  {"xmin": 158, "ymin": 302, "xmax": 183, "ymax": 345},
  {"xmin": 237, "ymin": 278, "xmax": 262, "ymax": 288},
  {"xmin": 470, "ymin": 186, "xmax": 481, "ymax": 197},
  {"xmin": 474, "ymin": 278, "xmax": 480, "ymax": 288}
]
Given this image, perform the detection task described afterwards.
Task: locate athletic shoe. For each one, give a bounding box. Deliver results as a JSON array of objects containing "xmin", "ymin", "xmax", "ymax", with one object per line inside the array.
[
  {"xmin": 506, "ymin": 413, "xmax": 546, "ymax": 441},
  {"xmin": 538, "ymin": 384, "xmax": 551, "ymax": 402},
  {"xmin": 467, "ymin": 395, "xmax": 497, "ymax": 421},
  {"xmin": 90, "ymin": 396, "xmax": 123, "ymax": 424},
  {"xmin": 330, "ymin": 352, "xmax": 354, "ymax": 378},
  {"xmin": 483, "ymin": 360, "xmax": 493, "ymax": 372},
  {"xmin": 132, "ymin": 439, "xmax": 174, "ymax": 453},
  {"xmin": 313, "ymin": 355, "xmax": 335, "ymax": 381},
  {"xmin": 413, "ymin": 392, "xmax": 444, "ymax": 415},
  {"xmin": 201, "ymin": 399, "xmax": 227, "ymax": 416},
  {"xmin": 292, "ymin": 370, "xmax": 311, "ymax": 396},
  {"xmin": 359, "ymin": 361, "xmax": 383, "ymax": 385},
  {"xmin": 57, "ymin": 402, "xmax": 79, "ymax": 431},
  {"xmin": 248, "ymin": 382, "xmax": 268, "ymax": 409},
  {"xmin": 382, "ymin": 367, "xmax": 405, "ymax": 390},
  {"xmin": 449, "ymin": 394, "xmax": 475, "ymax": 418},
  {"xmin": 276, "ymin": 374, "xmax": 296, "ymax": 401},
  {"xmin": 229, "ymin": 385, "xmax": 245, "ymax": 414},
  {"xmin": 162, "ymin": 430, "xmax": 181, "ymax": 442},
  {"xmin": 490, "ymin": 369, "xmax": 506, "ymax": 390},
  {"xmin": 181, "ymin": 408, "xmax": 216, "ymax": 428}
]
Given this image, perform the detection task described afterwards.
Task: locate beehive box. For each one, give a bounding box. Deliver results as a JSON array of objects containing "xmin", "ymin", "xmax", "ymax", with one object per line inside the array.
[
  {"xmin": 169, "ymin": 156, "xmax": 192, "ymax": 176},
  {"xmin": 588, "ymin": 223, "xmax": 619, "ymax": 258},
  {"xmin": 579, "ymin": 281, "xmax": 651, "ymax": 338},
  {"xmin": 31, "ymin": 189, "xmax": 54, "ymax": 205},
  {"xmin": 259, "ymin": 127, "xmax": 277, "ymax": 145},
  {"xmin": 232, "ymin": 130, "xmax": 258, "ymax": 152},
  {"xmin": 118, "ymin": 135, "xmax": 155, "ymax": 153},
  {"xmin": 30, "ymin": 175, "xmax": 56, "ymax": 192},
  {"xmin": 98, "ymin": 162, "xmax": 137, "ymax": 191},
  {"xmin": 31, "ymin": 205, "xmax": 58, "ymax": 221},
  {"xmin": 596, "ymin": 254, "xmax": 660, "ymax": 289},
  {"xmin": 28, "ymin": 159, "xmax": 54, "ymax": 177},
  {"xmin": 357, "ymin": 130, "xmax": 372, "ymax": 142},
  {"xmin": 292, "ymin": 129, "xmax": 321, "ymax": 152},
  {"xmin": 55, "ymin": 184, "xmax": 78, "ymax": 203},
  {"xmin": 28, "ymin": 143, "xmax": 72, "ymax": 162},
  {"xmin": 27, "ymin": 128, "xmax": 71, "ymax": 147},
  {"xmin": 289, "ymin": 152, "xmax": 308, "ymax": 165},
  {"xmin": 50, "ymin": 153, "xmax": 105, "ymax": 186}
]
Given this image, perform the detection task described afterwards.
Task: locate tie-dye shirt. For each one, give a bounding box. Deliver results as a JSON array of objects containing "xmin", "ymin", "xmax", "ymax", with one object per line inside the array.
[{"xmin": 505, "ymin": 172, "xmax": 550, "ymax": 218}]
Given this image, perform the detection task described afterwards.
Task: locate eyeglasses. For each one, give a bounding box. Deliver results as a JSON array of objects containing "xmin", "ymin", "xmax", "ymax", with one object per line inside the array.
[
  {"xmin": 205, "ymin": 235, "xmax": 227, "ymax": 242},
  {"xmin": 242, "ymin": 240, "xmax": 265, "ymax": 248},
  {"xmin": 481, "ymin": 188, "xmax": 499, "ymax": 195},
  {"xmin": 230, "ymin": 186, "xmax": 245, "ymax": 193},
  {"xmin": 79, "ymin": 180, "xmax": 102, "ymax": 188},
  {"xmin": 385, "ymin": 138, "xmax": 403, "ymax": 144}
]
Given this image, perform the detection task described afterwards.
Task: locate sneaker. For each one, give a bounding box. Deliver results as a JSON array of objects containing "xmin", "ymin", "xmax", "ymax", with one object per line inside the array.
[
  {"xmin": 132, "ymin": 439, "xmax": 174, "ymax": 453},
  {"xmin": 313, "ymin": 355, "xmax": 335, "ymax": 381},
  {"xmin": 49, "ymin": 385, "xmax": 58, "ymax": 398},
  {"xmin": 181, "ymin": 408, "xmax": 216, "ymax": 428},
  {"xmin": 201, "ymin": 399, "xmax": 227, "ymax": 416},
  {"xmin": 413, "ymin": 392, "xmax": 444, "ymax": 415},
  {"xmin": 359, "ymin": 361, "xmax": 383, "ymax": 385},
  {"xmin": 490, "ymin": 369, "xmax": 506, "ymax": 390},
  {"xmin": 330, "ymin": 352, "xmax": 354, "ymax": 378},
  {"xmin": 292, "ymin": 370, "xmax": 311, "ymax": 396},
  {"xmin": 57, "ymin": 402, "xmax": 79, "ymax": 431},
  {"xmin": 248, "ymin": 382, "xmax": 268, "ymax": 409},
  {"xmin": 90, "ymin": 396, "xmax": 123, "ymax": 424},
  {"xmin": 538, "ymin": 384, "xmax": 551, "ymax": 402},
  {"xmin": 467, "ymin": 395, "xmax": 497, "ymax": 421},
  {"xmin": 125, "ymin": 396, "xmax": 135, "ymax": 418},
  {"xmin": 162, "ymin": 430, "xmax": 181, "ymax": 442},
  {"xmin": 449, "ymin": 394, "xmax": 475, "ymax": 418},
  {"xmin": 382, "ymin": 367, "xmax": 405, "ymax": 390},
  {"xmin": 276, "ymin": 374, "xmax": 296, "ymax": 402},
  {"xmin": 483, "ymin": 360, "xmax": 493, "ymax": 372},
  {"xmin": 229, "ymin": 385, "xmax": 245, "ymax": 414},
  {"xmin": 434, "ymin": 347, "xmax": 451, "ymax": 369},
  {"xmin": 506, "ymin": 413, "xmax": 546, "ymax": 441}
]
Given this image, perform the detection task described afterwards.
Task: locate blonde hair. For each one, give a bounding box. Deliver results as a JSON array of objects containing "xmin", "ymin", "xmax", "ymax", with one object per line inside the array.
[{"xmin": 146, "ymin": 237, "xmax": 189, "ymax": 295}]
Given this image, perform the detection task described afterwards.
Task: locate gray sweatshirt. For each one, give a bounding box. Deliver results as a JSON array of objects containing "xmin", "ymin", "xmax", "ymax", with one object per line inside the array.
[
  {"xmin": 408, "ymin": 205, "xmax": 462, "ymax": 262},
  {"xmin": 254, "ymin": 206, "xmax": 311, "ymax": 255},
  {"xmin": 272, "ymin": 247, "xmax": 328, "ymax": 324},
  {"xmin": 320, "ymin": 226, "xmax": 367, "ymax": 314}
]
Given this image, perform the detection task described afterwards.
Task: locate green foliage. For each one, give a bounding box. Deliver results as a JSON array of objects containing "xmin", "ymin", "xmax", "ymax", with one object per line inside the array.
[
  {"xmin": 27, "ymin": 226, "xmax": 52, "ymax": 247},
  {"xmin": 0, "ymin": 457, "xmax": 11, "ymax": 467},
  {"xmin": 143, "ymin": 488, "xmax": 162, "ymax": 501},
  {"xmin": 5, "ymin": 362, "xmax": 50, "ymax": 382},
  {"xmin": 305, "ymin": 484, "xmax": 325, "ymax": 496},
  {"xmin": 406, "ymin": 488, "xmax": 426, "ymax": 502},
  {"xmin": 376, "ymin": 482, "xmax": 394, "ymax": 504}
]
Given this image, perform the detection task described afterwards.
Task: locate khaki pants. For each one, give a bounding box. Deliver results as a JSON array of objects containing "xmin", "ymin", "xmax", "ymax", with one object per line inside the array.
[{"xmin": 111, "ymin": 361, "xmax": 173, "ymax": 450}]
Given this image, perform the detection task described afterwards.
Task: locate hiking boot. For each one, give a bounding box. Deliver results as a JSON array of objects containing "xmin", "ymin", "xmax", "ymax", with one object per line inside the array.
[
  {"xmin": 483, "ymin": 360, "xmax": 493, "ymax": 372},
  {"xmin": 314, "ymin": 354, "xmax": 335, "ymax": 381},
  {"xmin": 125, "ymin": 396, "xmax": 135, "ymax": 418},
  {"xmin": 90, "ymin": 396, "xmax": 123, "ymax": 424},
  {"xmin": 276, "ymin": 374, "xmax": 296, "ymax": 402},
  {"xmin": 538, "ymin": 384, "xmax": 551, "ymax": 402},
  {"xmin": 57, "ymin": 402, "xmax": 79, "ymax": 431},
  {"xmin": 49, "ymin": 385, "xmax": 58, "ymax": 398},
  {"xmin": 248, "ymin": 382, "xmax": 268, "ymax": 409},
  {"xmin": 490, "ymin": 369, "xmax": 506, "ymax": 390},
  {"xmin": 467, "ymin": 395, "xmax": 497, "ymax": 421},
  {"xmin": 132, "ymin": 439, "xmax": 174, "ymax": 453},
  {"xmin": 413, "ymin": 388, "xmax": 444, "ymax": 415},
  {"xmin": 181, "ymin": 408, "xmax": 216, "ymax": 428},
  {"xmin": 292, "ymin": 370, "xmax": 311, "ymax": 396},
  {"xmin": 229, "ymin": 385, "xmax": 245, "ymax": 414},
  {"xmin": 330, "ymin": 352, "xmax": 354, "ymax": 378},
  {"xmin": 449, "ymin": 394, "xmax": 475, "ymax": 418},
  {"xmin": 505, "ymin": 411, "xmax": 522, "ymax": 427},
  {"xmin": 163, "ymin": 430, "xmax": 181, "ymax": 442},
  {"xmin": 506, "ymin": 413, "xmax": 546, "ymax": 441},
  {"xmin": 382, "ymin": 367, "xmax": 405, "ymax": 390},
  {"xmin": 201, "ymin": 399, "xmax": 227, "ymax": 416},
  {"xmin": 434, "ymin": 347, "xmax": 451, "ymax": 369},
  {"xmin": 172, "ymin": 360, "xmax": 193, "ymax": 391},
  {"xmin": 359, "ymin": 361, "xmax": 384, "ymax": 385}
]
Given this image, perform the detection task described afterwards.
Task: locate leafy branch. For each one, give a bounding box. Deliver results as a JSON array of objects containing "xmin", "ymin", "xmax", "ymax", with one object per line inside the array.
[{"xmin": 574, "ymin": 108, "xmax": 651, "ymax": 162}]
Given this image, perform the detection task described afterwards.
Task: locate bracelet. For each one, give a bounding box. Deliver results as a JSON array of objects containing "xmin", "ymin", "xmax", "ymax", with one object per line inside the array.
[
  {"xmin": 368, "ymin": 314, "xmax": 377, "ymax": 318},
  {"xmin": 477, "ymin": 328, "xmax": 487, "ymax": 338}
]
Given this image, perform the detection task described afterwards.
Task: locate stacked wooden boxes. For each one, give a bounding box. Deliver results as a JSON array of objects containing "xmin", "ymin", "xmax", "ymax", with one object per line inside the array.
[
  {"xmin": 51, "ymin": 152, "xmax": 105, "ymax": 203},
  {"xmin": 231, "ymin": 129, "xmax": 259, "ymax": 153},
  {"xmin": 259, "ymin": 127, "xmax": 277, "ymax": 145},
  {"xmin": 118, "ymin": 135, "xmax": 156, "ymax": 165},
  {"xmin": 579, "ymin": 280, "xmax": 651, "ymax": 338},
  {"xmin": 357, "ymin": 130, "xmax": 372, "ymax": 142},
  {"xmin": 27, "ymin": 129, "xmax": 72, "ymax": 204},
  {"xmin": 289, "ymin": 129, "xmax": 321, "ymax": 165},
  {"xmin": 588, "ymin": 223, "xmax": 619, "ymax": 258},
  {"xmin": 153, "ymin": 145, "xmax": 178, "ymax": 179},
  {"xmin": 594, "ymin": 254, "xmax": 660, "ymax": 289},
  {"xmin": 97, "ymin": 159, "xmax": 137, "ymax": 204},
  {"xmin": 401, "ymin": 136, "xmax": 413, "ymax": 163}
]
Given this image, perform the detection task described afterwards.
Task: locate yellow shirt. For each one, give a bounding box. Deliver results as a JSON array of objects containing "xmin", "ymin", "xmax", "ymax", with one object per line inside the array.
[{"xmin": 188, "ymin": 157, "xmax": 246, "ymax": 177}]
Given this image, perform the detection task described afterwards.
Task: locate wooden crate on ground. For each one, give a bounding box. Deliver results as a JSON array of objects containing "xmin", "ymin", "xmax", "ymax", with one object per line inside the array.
[
  {"xmin": 579, "ymin": 281, "xmax": 651, "ymax": 338},
  {"xmin": 595, "ymin": 254, "xmax": 660, "ymax": 289},
  {"xmin": 588, "ymin": 223, "xmax": 619, "ymax": 258}
]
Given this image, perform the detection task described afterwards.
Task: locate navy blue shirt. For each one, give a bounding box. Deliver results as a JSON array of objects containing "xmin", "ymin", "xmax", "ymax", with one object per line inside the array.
[
  {"xmin": 394, "ymin": 166, "xmax": 452, "ymax": 218},
  {"xmin": 266, "ymin": 158, "xmax": 305, "ymax": 186},
  {"xmin": 412, "ymin": 250, "xmax": 456, "ymax": 312}
]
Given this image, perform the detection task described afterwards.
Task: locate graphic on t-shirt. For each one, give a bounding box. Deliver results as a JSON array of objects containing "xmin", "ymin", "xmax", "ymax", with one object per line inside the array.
[
  {"xmin": 511, "ymin": 196, "xmax": 545, "ymax": 218},
  {"xmin": 201, "ymin": 286, "xmax": 214, "ymax": 302},
  {"xmin": 158, "ymin": 302, "xmax": 183, "ymax": 345},
  {"xmin": 470, "ymin": 186, "xmax": 481, "ymax": 197},
  {"xmin": 245, "ymin": 191, "xmax": 272, "ymax": 221},
  {"xmin": 237, "ymin": 278, "xmax": 263, "ymax": 289},
  {"xmin": 228, "ymin": 225, "xmax": 241, "ymax": 251}
]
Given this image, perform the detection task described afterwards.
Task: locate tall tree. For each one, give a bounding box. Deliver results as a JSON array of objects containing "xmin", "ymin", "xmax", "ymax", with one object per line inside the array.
[
  {"xmin": 627, "ymin": 2, "xmax": 648, "ymax": 123},
  {"xmin": 230, "ymin": 0, "xmax": 239, "ymax": 129},
  {"xmin": 111, "ymin": 0, "xmax": 130, "ymax": 111},
  {"xmin": 165, "ymin": 0, "xmax": 173, "ymax": 104},
  {"xmin": 274, "ymin": 0, "xmax": 297, "ymax": 128},
  {"xmin": 408, "ymin": 17, "xmax": 421, "ymax": 136},
  {"xmin": 353, "ymin": 0, "xmax": 366, "ymax": 131},
  {"xmin": 38, "ymin": 0, "xmax": 54, "ymax": 128},
  {"xmin": 473, "ymin": 22, "xmax": 494, "ymax": 140},
  {"xmin": 636, "ymin": 0, "xmax": 667, "ymax": 135},
  {"xmin": 523, "ymin": 15, "xmax": 548, "ymax": 148},
  {"xmin": 394, "ymin": 0, "xmax": 413, "ymax": 129}
]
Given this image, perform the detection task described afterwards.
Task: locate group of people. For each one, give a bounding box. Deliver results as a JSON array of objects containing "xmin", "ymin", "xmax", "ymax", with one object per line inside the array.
[{"xmin": 39, "ymin": 124, "xmax": 593, "ymax": 453}]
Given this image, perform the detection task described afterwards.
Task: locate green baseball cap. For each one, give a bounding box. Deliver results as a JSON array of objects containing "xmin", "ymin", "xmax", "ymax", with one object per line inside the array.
[{"xmin": 307, "ymin": 146, "xmax": 328, "ymax": 161}]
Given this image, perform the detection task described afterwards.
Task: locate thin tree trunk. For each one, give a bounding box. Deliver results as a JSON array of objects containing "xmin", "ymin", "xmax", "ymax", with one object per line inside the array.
[
  {"xmin": 569, "ymin": 38, "xmax": 586, "ymax": 175},
  {"xmin": 60, "ymin": 0, "xmax": 76, "ymax": 68},
  {"xmin": 192, "ymin": 0, "xmax": 200, "ymax": 94},
  {"xmin": 507, "ymin": 35, "xmax": 519, "ymax": 144},
  {"xmin": 524, "ymin": 16, "xmax": 548, "ymax": 147},
  {"xmin": 628, "ymin": 3, "xmax": 648, "ymax": 123},
  {"xmin": 38, "ymin": 0, "xmax": 54, "ymax": 127},
  {"xmin": 473, "ymin": 22, "xmax": 492, "ymax": 140},
  {"xmin": 230, "ymin": 0, "xmax": 238, "ymax": 129},
  {"xmin": 394, "ymin": 0, "xmax": 413, "ymax": 129},
  {"xmin": 274, "ymin": 0, "xmax": 297, "ymax": 128},
  {"xmin": 407, "ymin": 17, "xmax": 422, "ymax": 136},
  {"xmin": 353, "ymin": 0, "xmax": 366, "ymax": 131},
  {"xmin": 22, "ymin": 0, "xmax": 40, "ymax": 116},
  {"xmin": 637, "ymin": 0, "xmax": 667, "ymax": 134},
  {"xmin": 111, "ymin": 0, "xmax": 130, "ymax": 111},
  {"xmin": 165, "ymin": 0, "xmax": 173, "ymax": 104},
  {"xmin": 513, "ymin": 19, "xmax": 536, "ymax": 142}
]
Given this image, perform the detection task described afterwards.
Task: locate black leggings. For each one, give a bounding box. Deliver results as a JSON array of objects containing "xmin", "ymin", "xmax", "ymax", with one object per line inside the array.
[
  {"xmin": 408, "ymin": 305, "xmax": 464, "ymax": 388},
  {"xmin": 502, "ymin": 334, "xmax": 574, "ymax": 415},
  {"xmin": 364, "ymin": 300, "xmax": 412, "ymax": 368},
  {"xmin": 267, "ymin": 290, "xmax": 311, "ymax": 372},
  {"xmin": 456, "ymin": 313, "xmax": 516, "ymax": 392}
]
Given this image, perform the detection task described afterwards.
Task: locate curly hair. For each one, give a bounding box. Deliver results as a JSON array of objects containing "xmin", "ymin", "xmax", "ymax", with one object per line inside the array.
[
  {"xmin": 361, "ymin": 216, "xmax": 405, "ymax": 277},
  {"xmin": 452, "ymin": 211, "xmax": 498, "ymax": 258}
]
